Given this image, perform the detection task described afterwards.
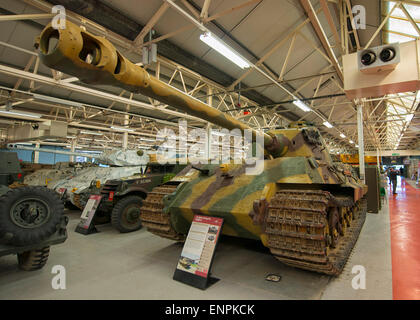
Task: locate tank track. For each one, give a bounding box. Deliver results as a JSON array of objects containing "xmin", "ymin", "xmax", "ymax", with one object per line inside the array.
[
  {"xmin": 140, "ymin": 185, "xmax": 185, "ymax": 241},
  {"xmin": 265, "ymin": 189, "xmax": 366, "ymax": 276}
]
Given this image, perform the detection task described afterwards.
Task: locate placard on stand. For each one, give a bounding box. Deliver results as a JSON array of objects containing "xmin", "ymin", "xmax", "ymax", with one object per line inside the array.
[
  {"xmin": 75, "ymin": 195, "xmax": 103, "ymax": 235},
  {"xmin": 173, "ymin": 215, "xmax": 224, "ymax": 290}
]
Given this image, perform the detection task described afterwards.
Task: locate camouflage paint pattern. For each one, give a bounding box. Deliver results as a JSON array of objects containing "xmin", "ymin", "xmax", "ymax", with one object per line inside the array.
[{"xmin": 163, "ymin": 128, "xmax": 366, "ymax": 243}]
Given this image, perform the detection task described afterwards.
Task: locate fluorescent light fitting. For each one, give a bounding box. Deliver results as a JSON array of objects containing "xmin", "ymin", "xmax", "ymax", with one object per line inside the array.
[
  {"xmin": 292, "ymin": 100, "xmax": 311, "ymax": 112},
  {"xmin": 323, "ymin": 121, "xmax": 333, "ymax": 128},
  {"xmin": 211, "ymin": 130, "xmax": 225, "ymax": 137},
  {"xmin": 140, "ymin": 137, "xmax": 156, "ymax": 142},
  {"xmin": 0, "ymin": 110, "xmax": 41, "ymax": 118},
  {"xmin": 340, "ymin": 133, "xmax": 346, "ymax": 138},
  {"xmin": 80, "ymin": 130, "xmax": 103, "ymax": 136},
  {"xmin": 200, "ymin": 32, "xmax": 250, "ymax": 69},
  {"xmin": 33, "ymin": 93, "xmax": 84, "ymax": 107},
  {"xmin": 111, "ymin": 126, "xmax": 135, "ymax": 132}
]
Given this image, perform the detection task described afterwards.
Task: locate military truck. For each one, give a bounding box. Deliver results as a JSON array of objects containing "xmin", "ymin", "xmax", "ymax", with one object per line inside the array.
[
  {"xmin": 0, "ymin": 152, "xmax": 67, "ymax": 271},
  {"xmin": 89, "ymin": 162, "xmax": 187, "ymax": 233}
]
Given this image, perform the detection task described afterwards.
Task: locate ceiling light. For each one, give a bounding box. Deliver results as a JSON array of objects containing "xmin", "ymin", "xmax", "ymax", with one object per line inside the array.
[
  {"xmin": 340, "ymin": 133, "xmax": 346, "ymax": 138},
  {"xmin": 80, "ymin": 130, "xmax": 103, "ymax": 136},
  {"xmin": 292, "ymin": 100, "xmax": 311, "ymax": 112},
  {"xmin": 139, "ymin": 137, "xmax": 156, "ymax": 142},
  {"xmin": 349, "ymin": 140, "xmax": 354, "ymax": 144},
  {"xmin": 356, "ymin": 144, "xmax": 359, "ymax": 148},
  {"xmin": 200, "ymin": 32, "xmax": 250, "ymax": 69},
  {"xmin": 0, "ymin": 110, "xmax": 42, "ymax": 118},
  {"xmin": 33, "ymin": 93, "xmax": 84, "ymax": 107},
  {"xmin": 211, "ymin": 130, "xmax": 225, "ymax": 137},
  {"xmin": 323, "ymin": 121, "xmax": 333, "ymax": 128},
  {"xmin": 111, "ymin": 126, "xmax": 135, "ymax": 132}
]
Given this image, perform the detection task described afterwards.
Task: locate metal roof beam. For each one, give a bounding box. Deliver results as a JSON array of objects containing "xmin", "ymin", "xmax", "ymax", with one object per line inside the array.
[{"xmin": 300, "ymin": 0, "xmax": 343, "ymax": 81}]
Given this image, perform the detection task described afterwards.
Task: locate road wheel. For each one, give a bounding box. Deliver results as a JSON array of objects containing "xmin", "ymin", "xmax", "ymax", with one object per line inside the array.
[
  {"xmin": 0, "ymin": 187, "xmax": 64, "ymax": 246},
  {"xmin": 17, "ymin": 246, "xmax": 50, "ymax": 271},
  {"xmin": 111, "ymin": 195, "xmax": 143, "ymax": 233}
]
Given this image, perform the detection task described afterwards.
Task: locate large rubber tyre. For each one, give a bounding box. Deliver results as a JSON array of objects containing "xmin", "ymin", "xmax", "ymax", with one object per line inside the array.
[
  {"xmin": 111, "ymin": 195, "xmax": 143, "ymax": 233},
  {"xmin": 17, "ymin": 246, "xmax": 50, "ymax": 271},
  {"xmin": 93, "ymin": 210, "xmax": 111, "ymax": 225},
  {"xmin": 0, "ymin": 187, "xmax": 64, "ymax": 246}
]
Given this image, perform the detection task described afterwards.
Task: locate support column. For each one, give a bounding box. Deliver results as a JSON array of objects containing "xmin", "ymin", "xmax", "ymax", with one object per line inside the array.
[
  {"xmin": 206, "ymin": 87, "xmax": 213, "ymax": 162},
  {"xmin": 206, "ymin": 123, "xmax": 212, "ymax": 162},
  {"xmin": 70, "ymin": 139, "xmax": 76, "ymax": 162},
  {"xmin": 123, "ymin": 94, "xmax": 133, "ymax": 151},
  {"xmin": 122, "ymin": 129, "xmax": 128, "ymax": 151},
  {"xmin": 34, "ymin": 142, "xmax": 40, "ymax": 164},
  {"xmin": 357, "ymin": 101, "xmax": 365, "ymax": 183}
]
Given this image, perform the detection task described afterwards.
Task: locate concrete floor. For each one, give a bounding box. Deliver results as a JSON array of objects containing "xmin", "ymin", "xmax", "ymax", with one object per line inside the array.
[{"xmin": 0, "ymin": 203, "xmax": 393, "ymax": 300}]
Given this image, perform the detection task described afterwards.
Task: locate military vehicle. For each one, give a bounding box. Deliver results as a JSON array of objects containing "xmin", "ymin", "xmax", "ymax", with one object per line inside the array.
[
  {"xmin": 92, "ymin": 162, "xmax": 187, "ymax": 232},
  {"xmin": 0, "ymin": 152, "xmax": 67, "ymax": 271},
  {"xmin": 37, "ymin": 21, "xmax": 368, "ymax": 275},
  {"xmin": 8, "ymin": 144, "xmax": 149, "ymax": 210}
]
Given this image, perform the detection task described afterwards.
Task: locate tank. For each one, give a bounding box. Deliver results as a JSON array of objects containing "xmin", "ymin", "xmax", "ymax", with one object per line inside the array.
[
  {"xmin": 7, "ymin": 144, "xmax": 149, "ymax": 209},
  {"xmin": 36, "ymin": 21, "xmax": 368, "ymax": 275},
  {"xmin": 0, "ymin": 151, "xmax": 68, "ymax": 271}
]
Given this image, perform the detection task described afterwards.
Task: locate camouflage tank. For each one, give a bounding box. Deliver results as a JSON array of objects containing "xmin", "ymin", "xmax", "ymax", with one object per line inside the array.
[{"xmin": 36, "ymin": 21, "xmax": 368, "ymax": 275}]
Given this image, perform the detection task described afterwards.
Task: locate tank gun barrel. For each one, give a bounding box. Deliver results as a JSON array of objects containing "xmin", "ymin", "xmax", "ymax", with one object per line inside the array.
[
  {"xmin": 7, "ymin": 144, "xmax": 101, "ymax": 159},
  {"xmin": 7, "ymin": 144, "xmax": 147, "ymax": 166},
  {"xmin": 36, "ymin": 21, "xmax": 285, "ymax": 157}
]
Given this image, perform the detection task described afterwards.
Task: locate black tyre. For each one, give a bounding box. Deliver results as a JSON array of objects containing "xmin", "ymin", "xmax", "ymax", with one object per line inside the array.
[
  {"xmin": 111, "ymin": 195, "xmax": 143, "ymax": 233},
  {"xmin": 93, "ymin": 210, "xmax": 111, "ymax": 225},
  {"xmin": 17, "ymin": 246, "xmax": 50, "ymax": 271},
  {"xmin": 0, "ymin": 186, "xmax": 64, "ymax": 246}
]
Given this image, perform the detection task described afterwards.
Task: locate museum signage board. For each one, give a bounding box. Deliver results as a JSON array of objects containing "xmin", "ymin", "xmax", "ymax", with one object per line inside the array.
[{"xmin": 173, "ymin": 215, "xmax": 223, "ymax": 290}]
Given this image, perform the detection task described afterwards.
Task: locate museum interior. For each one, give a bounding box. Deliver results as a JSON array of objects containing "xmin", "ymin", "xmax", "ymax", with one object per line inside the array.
[{"xmin": 0, "ymin": 0, "xmax": 419, "ymax": 301}]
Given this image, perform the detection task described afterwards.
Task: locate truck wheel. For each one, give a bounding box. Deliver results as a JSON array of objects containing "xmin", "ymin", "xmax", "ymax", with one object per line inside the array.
[
  {"xmin": 93, "ymin": 210, "xmax": 111, "ymax": 225},
  {"xmin": 17, "ymin": 246, "xmax": 50, "ymax": 271},
  {"xmin": 0, "ymin": 186, "xmax": 64, "ymax": 246},
  {"xmin": 111, "ymin": 195, "xmax": 143, "ymax": 233}
]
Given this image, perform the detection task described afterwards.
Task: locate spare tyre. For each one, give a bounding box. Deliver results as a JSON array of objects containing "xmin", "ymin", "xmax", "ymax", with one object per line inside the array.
[{"xmin": 0, "ymin": 186, "xmax": 64, "ymax": 246}]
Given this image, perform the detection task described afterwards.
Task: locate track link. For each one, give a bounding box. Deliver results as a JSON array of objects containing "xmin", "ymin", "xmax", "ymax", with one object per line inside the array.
[
  {"xmin": 265, "ymin": 189, "xmax": 366, "ymax": 275},
  {"xmin": 140, "ymin": 185, "xmax": 185, "ymax": 241}
]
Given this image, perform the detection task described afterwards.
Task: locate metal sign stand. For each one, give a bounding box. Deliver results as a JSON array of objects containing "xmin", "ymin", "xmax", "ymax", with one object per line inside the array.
[
  {"xmin": 75, "ymin": 195, "xmax": 103, "ymax": 235},
  {"xmin": 173, "ymin": 215, "xmax": 224, "ymax": 290}
]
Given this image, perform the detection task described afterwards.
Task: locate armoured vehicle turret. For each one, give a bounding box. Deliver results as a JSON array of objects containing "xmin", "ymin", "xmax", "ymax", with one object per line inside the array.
[
  {"xmin": 37, "ymin": 21, "xmax": 367, "ymax": 275},
  {"xmin": 0, "ymin": 152, "xmax": 67, "ymax": 271}
]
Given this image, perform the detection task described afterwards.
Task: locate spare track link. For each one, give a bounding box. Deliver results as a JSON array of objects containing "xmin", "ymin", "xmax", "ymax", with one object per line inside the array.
[
  {"xmin": 265, "ymin": 189, "xmax": 366, "ymax": 276},
  {"xmin": 140, "ymin": 185, "xmax": 185, "ymax": 241}
]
